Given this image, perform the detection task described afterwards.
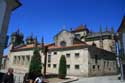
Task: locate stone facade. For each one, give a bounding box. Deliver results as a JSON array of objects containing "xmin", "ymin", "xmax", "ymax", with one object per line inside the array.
[{"xmin": 6, "ymin": 26, "xmax": 118, "ymax": 82}]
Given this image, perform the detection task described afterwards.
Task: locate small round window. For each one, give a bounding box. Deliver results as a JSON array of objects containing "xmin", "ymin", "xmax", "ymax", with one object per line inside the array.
[{"xmin": 60, "ymin": 41, "xmax": 66, "ymax": 47}]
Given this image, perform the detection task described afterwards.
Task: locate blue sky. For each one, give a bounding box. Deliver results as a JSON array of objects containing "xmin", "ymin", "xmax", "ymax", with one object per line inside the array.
[{"xmin": 5, "ymin": 0, "xmax": 125, "ymax": 54}]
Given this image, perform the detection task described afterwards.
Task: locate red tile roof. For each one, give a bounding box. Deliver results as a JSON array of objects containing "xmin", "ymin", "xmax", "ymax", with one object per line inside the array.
[
  {"xmin": 48, "ymin": 43, "xmax": 88, "ymax": 50},
  {"xmin": 71, "ymin": 24, "xmax": 88, "ymax": 32},
  {"xmin": 12, "ymin": 42, "xmax": 88, "ymax": 51}
]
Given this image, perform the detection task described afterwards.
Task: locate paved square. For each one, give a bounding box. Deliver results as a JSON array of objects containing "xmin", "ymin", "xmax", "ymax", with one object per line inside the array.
[{"xmin": 72, "ymin": 75, "xmax": 125, "ymax": 83}]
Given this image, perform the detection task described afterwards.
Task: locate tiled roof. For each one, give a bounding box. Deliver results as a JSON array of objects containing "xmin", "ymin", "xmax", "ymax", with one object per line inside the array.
[
  {"xmin": 12, "ymin": 43, "xmax": 54, "ymax": 51},
  {"xmin": 71, "ymin": 24, "xmax": 89, "ymax": 32},
  {"xmin": 48, "ymin": 43, "xmax": 88, "ymax": 50},
  {"xmin": 11, "ymin": 42, "xmax": 88, "ymax": 51}
]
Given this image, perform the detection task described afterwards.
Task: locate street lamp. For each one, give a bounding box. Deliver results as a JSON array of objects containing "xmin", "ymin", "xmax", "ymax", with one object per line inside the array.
[
  {"xmin": 115, "ymin": 32, "xmax": 124, "ymax": 81},
  {"xmin": 41, "ymin": 37, "xmax": 48, "ymax": 77}
]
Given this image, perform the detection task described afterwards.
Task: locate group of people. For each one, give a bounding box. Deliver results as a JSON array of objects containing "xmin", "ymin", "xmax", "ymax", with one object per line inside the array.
[
  {"xmin": 23, "ymin": 73, "xmax": 43, "ymax": 83},
  {"xmin": 1, "ymin": 68, "xmax": 14, "ymax": 83},
  {"xmin": 1, "ymin": 68, "xmax": 43, "ymax": 83}
]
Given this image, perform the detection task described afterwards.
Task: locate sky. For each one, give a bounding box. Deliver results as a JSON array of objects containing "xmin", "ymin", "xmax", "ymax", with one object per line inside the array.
[{"xmin": 4, "ymin": 0, "xmax": 125, "ymax": 54}]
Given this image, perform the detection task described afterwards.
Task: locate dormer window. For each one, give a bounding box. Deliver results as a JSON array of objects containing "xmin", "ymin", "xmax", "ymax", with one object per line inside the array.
[
  {"xmin": 60, "ymin": 41, "xmax": 66, "ymax": 47},
  {"xmin": 75, "ymin": 34, "xmax": 80, "ymax": 39}
]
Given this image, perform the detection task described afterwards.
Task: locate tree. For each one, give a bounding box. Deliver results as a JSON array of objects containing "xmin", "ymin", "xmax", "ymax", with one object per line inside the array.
[
  {"xmin": 58, "ymin": 55, "xmax": 67, "ymax": 79},
  {"xmin": 29, "ymin": 48, "xmax": 42, "ymax": 79}
]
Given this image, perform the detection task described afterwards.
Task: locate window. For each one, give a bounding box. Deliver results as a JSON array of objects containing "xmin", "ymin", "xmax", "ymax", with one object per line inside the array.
[
  {"xmin": 93, "ymin": 65, "xmax": 95, "ymax": 69},
  {"xmin": 60, "ymin": 41, "xmax": 66, "ymax": 47},
  {"xmin": 107, "ymin": 61, "xmax": 109, "ymax": 67},
  {"xmin": 13, "ymin": 56, "xmax": 16, "ymax": 64},
  {"xmin": 83, "ymin": 31, "xmax": 87, "ymax": 37},
  {"xmin": 95, "ymin": 55, "xmax": 98, "ymax": 64},
  {"xmin": 48, "ymin": 64, "xmax": 51, "ymax": 67},
  {"xmin": 75, "ymin": 53, "xmax": 79, "ymax": 57},
  {"xmin": 75, "ymin": 65, "xmax": 80, "ymax": 69},
  {"xmin": 53, "ymin": 64, "xmax": 57, "ymax": 68},
  {"xmin": 97, "ymin": 65, "xmax": 100, "ymax": 70},
  {"xmin": 75, "ymin": 34, "xmax": 80, "ymax": 39},
  {"xmin": 66, "ymin": 53, "xmax": 70, "ymax": 58},
  {"xmin": 48, "ymin": 55, "xmax": 51, "ymax": 63},
  {"xmin": 54, "ymin": 52, "xmax": 57, "ymax": 55},
  {"xmin": 67, "ymin": 65, "xmax": 70, "ymax": 69},
  {"xmin": 104, "ymin": 61, "xmax": 106, "ymax": 68}
]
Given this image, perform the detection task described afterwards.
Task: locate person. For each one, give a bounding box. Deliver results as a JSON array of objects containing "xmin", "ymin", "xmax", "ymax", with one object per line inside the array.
[
  {"xmin": 2, "ymin": 68, "xmax": 14, "ymax": 83},
  {"xmin": 34, "ymin": 74, "xmax": 43, "ymax": 83},
  {"xmin": 23, "ymin": 73, "xmax": 29, "ymax": 83}
]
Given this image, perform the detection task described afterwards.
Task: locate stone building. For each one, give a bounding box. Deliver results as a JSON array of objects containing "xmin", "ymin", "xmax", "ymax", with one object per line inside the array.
[
  {"xmin": 71, "ymin": 25, "xmax": 116, "ymax": 53},
  {"xmin": 0, "ymin": 0, "xmax": 21, "ymax": 68},
  {"xmin": 6, "ymin": 26, "xmax": 117, "ymax": 82}
]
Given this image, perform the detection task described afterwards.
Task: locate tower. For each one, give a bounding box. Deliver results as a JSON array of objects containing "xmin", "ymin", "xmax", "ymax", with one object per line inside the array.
[{"xmin": 0, "ymin": 0, "xmax": 21, "ymax": 67}]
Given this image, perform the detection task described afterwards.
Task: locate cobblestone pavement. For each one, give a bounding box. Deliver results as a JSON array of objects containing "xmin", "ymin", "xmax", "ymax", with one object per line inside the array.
[
  {"xmin": 48, "ymin": 78, "xmax": 65, "ymax": 83},
  {"xmin": 72, "ymin": 75, "xmax": 125, "ymax": 83}
]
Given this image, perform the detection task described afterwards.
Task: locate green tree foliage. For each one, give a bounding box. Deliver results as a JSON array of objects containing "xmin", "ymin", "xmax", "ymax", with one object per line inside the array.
[
  {"xmin": 29, "ymin": 48, "xmax": 42, "ymax": 77},
  {"xmin": 58, "ymin": 55, "xmax": 67, "ymax": 79}
]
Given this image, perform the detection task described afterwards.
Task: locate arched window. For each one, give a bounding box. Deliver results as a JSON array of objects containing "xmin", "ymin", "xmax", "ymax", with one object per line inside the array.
[{"xmin": 60, "ymin": 41, "xmax": 66, "ymax": 47}]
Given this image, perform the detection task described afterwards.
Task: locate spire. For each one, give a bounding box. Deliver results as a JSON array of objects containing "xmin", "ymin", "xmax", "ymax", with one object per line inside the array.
[
  {"xmin": 41, "ymin": 36, "xmax": 44, "ymax": 53},
  {"xmin": 34, "ymin": 36, "xmax": 37, "ymax": 48},
  {"xmin": 16, "ymin": 28, "xmax": 20, "ymax": 34},
  {"xmin": 100, "ymin": 25, "xmax": 102, "ymax": 33},
  {"xmin": 31, "ymin": 32, "xmax": 33, "ymax": 38},
  {"xmin": 42, "ymin": 36, "xmax": 44, "ymax": 46},
  {"xmin": 84, "ymin": 24, "xmax": 87, "ymax": 28},
  {"xmin": 111, "ymin": 27, "xmax": 114, "ymax": 33},
  {"xmin": 105, "ymin": 25, "xmax": 108, "ymax": 32},
  {"xmin": 70, "ymin": 28, "xmax": 72, "ymax": 31}
]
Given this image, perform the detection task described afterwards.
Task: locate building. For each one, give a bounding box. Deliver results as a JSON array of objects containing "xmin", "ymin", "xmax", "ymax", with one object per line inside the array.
[
  {"xmin": 0, "ymin": 0, "xmax": 21, "ymax": 68},
  {"xmin": 117, "ymin": 16, "xmax": 125, "ymax": 80},
  {"xmin": 6, "ymin": 26, "xmax": 117, "ymax": 82},
  {"xmin": 71, "ymin": 25, "xmax": 116, "ymax": 53}
]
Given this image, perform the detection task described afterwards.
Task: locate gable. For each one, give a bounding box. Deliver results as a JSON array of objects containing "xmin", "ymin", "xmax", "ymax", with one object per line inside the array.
[{"xmin": 54, "ymin": 29, "xmax": 74, "ymax": 46}]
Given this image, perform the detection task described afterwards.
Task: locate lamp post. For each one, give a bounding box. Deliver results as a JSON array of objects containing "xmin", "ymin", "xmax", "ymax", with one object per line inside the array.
[
  {"xmin": 115, "ymin": 33, "xmax": 124, "ymax": 81},
  {"xmin": 41, "ymin": 37, "xmax": 48, "ymax": 77}
]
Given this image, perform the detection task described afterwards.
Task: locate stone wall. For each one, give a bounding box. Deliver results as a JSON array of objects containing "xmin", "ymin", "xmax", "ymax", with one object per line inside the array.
[
  {"xmin": 88, "ymin": 47, "xmax": 118, "ymax": 76},
  {"xmin": 47, "ymin": 47, "xmax": 89, "ymax": 76},
  {"xmin": 54, "ymin": 30, "xmax": 74, "ymax": 46}
]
